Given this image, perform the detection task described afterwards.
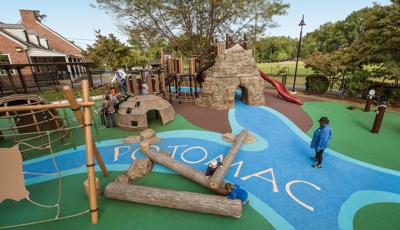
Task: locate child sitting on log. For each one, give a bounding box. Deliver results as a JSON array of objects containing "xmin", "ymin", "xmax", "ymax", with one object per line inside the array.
[
  {"xmin": 225, "ymin": 183, "xmax": 249, "ymax": 206},
  {"xmin": 205, "ymin": 160, "xmax": 223, "ymax": 178}
]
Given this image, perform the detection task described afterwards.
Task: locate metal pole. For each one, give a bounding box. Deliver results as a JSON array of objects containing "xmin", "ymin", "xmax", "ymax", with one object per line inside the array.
[{"xmin": 292, "ymin": 15, "xmax": 305, "ymax": 92}]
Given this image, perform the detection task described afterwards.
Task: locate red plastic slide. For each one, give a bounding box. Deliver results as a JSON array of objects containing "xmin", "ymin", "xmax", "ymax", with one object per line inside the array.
[{"xmin": 259, "ymin": 69, "xmax": 303, "ymax": 105}]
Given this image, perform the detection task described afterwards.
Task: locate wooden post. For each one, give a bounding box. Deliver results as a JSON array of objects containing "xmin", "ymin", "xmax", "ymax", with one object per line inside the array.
[
  {"xmin": 372, "ymin": 104, "xmax": 387, "ymax": 133},
  {"xmin": 131, "ymin": 75, "xmax": 139, "ymax": 95},
  {"xmin": 177, "ymin": 58, "xmax": 183, "ymax": 74},
  {"xmin": 126, "ymin": 75, "xmax": 132, "ymax": 94},
  {"xmin": 364, "ymin": 95, "xmax": 373, "ymax": 112},
  {"xmin": 62, "ymin": 86, "xmax": 109, "ymax": 177},
  {"xmin": 154, "ymin": 75, "xmax": 160, "ymax": 94},
  {"xmin": 141, "ymin": 148, "xmax": 228, "ymax": 195},
  {"xmin": 81, "ymin": 80, "xmax": 99, "ymax": 224},
  {"xmin": 146, "ymin": 75, "xmax": 153, "ymax": 94},
  {"xmin": 209, "ymin": 130, "xmax": 248, "ymax": 189},
  {"xmin": 104, "ymin": 182, "xmax": 242, "ymax": 218}
]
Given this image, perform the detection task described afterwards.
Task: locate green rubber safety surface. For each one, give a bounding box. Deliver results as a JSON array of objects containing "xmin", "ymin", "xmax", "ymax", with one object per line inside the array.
[
  {"xmin": 303, "ymin": 101, "xmax": 400, "ymax": 171},
  {"xmin": 354, "ymin": 203, "xmax": 400, "ymax": 230},
  {"xmin": 0, "ymin": 172, "xmax": 273, "ymax": 230}
]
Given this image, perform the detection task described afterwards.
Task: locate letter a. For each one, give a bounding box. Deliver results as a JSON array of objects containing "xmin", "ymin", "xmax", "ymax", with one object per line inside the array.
[{"xmin": 241, "ymin": 168, "xmax": 278, "ymax": 192}]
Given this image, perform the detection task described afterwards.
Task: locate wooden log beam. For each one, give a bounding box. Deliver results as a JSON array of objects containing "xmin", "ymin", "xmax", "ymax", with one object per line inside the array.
[
  {"xmin": 141, "ymin": 147, "xmax": 228, "ymax": 195},
  {"xmin": 63, "ymin": 86, "xmax": 109, "ymax": 177},
  {"xmin": 209, "ymin": 130, "xmax": 248, "ymax": 189},
  {"xmin": 0, "ymin": 101, "xmax": 95, "ymax": 113},
  {"xmin": 81, "ymin": 80, "xmax": 99, "ymax": 224},
  {"xmin": 104, "ymin": 182, "xmax": 242, "ymax": 218}
]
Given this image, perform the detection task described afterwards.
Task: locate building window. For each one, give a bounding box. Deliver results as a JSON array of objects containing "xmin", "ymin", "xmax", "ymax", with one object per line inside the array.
[
  {"xmin": 0, "ymin": 54, "xmax": 14, "ymax": 75},
  {"xmin": 131, "ymin": 121, "xmax": 138, "ymax": 127}
]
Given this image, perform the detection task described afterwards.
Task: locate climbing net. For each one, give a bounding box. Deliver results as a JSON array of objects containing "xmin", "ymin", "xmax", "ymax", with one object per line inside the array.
[{"xmin": 0, "ymin": 126, "xmax": 90, "ymax": 229}]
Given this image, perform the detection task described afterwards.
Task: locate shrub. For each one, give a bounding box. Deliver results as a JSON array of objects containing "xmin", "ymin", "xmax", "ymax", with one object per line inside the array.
[
  {"xmin": 345, "ymin": 71, "xmax": 371, "ymax": 97},
  {"xmin": 305, "ymin": 74, "xmax": 329, "ymax": 94}
]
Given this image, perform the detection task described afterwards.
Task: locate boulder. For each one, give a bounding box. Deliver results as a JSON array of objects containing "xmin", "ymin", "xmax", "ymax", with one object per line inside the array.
[
  {"xmin": 123, "ymin": 135, "xmax": 141, "ymax": 144},
  {"xmin": 245, "ymin": 133, "xmax": 256, "ymax": 144},
  {"xmin": 125, "ymin": 158, "xmax": 153, "ymax": 182},
  {"xmin": 114, "ymin": 174, "xmax": 130, "ymax": 184},
  {"xmin": 114, "ymin": 157, "xmax": 154, "ymax": 184},
  {"xmin": 222, "ymin": 133, "xmax": 236, "ymax": 143},
  {"xmin": 83, "ymin": 177, "xmax": 101, "ymax": 198},
  {"xmin": 140, "ymin": 128, "xmax": 156, "ymax": 140}
]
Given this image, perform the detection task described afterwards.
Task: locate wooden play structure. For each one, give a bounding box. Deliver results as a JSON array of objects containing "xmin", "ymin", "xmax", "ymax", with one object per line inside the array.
[
  {"xmin": 0, "ymin": 80, "xmax": 108, "ymax": 225},
  {"xmin": 0, "ymin": 95, "xmax": 67, "ymax": 150},
  {"xmin": 105, "ymin": 129, "xmax": 249, "ymax": 218},
  {"xmin": 122, "ymin": 34, "xmax": 249, "ymax": 105}
]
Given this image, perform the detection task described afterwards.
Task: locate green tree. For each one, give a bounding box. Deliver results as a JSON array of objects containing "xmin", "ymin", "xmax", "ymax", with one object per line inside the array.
[
  {"xmin": 94, "ymin": 0, "xmax": 289, "ymax": 59},
  {"xmin": 255, "ymin": 36, "xmax": 296, "ymax": 62},
  {"xmin": 347, "ymin": 0, "xmax": 400, "ymax": 83},
  {"xmin": 84, "ymin": 31, "xmax": 145, "ymax": 69}
]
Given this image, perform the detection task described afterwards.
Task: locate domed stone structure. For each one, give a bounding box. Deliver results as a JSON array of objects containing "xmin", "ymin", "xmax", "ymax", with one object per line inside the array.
[
  {"xmin": 196, "ymin": 44, "xmax": 265, "ymax": 110},
  {"xmin": 116, "ymin": 95, "xmax": 175, "ymax": 131}
]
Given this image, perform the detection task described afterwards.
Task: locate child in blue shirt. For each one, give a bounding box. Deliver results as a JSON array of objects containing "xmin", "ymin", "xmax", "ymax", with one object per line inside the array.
[
  {"xmin": 310, "ymin": 116, "xmax": 332, "ymax": 168},
  {"xmin": 225, "ymin": 183, "xmax": 249, "ymax": 206}
]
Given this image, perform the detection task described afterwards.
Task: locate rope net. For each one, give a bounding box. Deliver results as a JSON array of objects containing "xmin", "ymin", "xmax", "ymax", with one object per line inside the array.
[{"xmin": 0, "ymin": 127, "xmax": 90, "ymax": 229}]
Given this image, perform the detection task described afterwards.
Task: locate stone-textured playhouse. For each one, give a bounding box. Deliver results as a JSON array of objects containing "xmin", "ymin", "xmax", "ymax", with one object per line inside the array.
[
  {"xmin": 196, "ymin": 44, "xmax": 265, "ymax": 110},
  {"xmin": 116, "ymin": 95, "xmax": 175, "ymax": 130}
]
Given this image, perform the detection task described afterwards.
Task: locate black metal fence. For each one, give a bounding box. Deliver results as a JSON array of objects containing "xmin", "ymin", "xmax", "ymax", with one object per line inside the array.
[{"xmin": 0, "ymin": 62, "xmax": 111, "ymax": 96}]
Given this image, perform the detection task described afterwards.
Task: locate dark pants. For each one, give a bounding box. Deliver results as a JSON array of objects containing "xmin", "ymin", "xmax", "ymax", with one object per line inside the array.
[
  {"xmin": 315, "ymin": 149, "xmax": 324, "ymax": 165},
  {"xmin": 105, "ymin": 113, "xmax": 115, "ymax": 128}
]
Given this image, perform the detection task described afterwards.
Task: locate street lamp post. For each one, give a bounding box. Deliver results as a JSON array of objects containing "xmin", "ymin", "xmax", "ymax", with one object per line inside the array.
[{"xmin": 292, "ymin": 15, "xmax": 306, "ymax": 92}]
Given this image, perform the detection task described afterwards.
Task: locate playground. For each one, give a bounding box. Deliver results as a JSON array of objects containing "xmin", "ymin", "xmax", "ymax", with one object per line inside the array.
[{"xmin": 1, "ymin": 35, "xmax": 400, "ymax": 230}]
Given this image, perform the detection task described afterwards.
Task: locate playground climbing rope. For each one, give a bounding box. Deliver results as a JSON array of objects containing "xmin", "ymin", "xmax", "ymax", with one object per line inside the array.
[{"xmin": 0, "ymin": 128, "xmax": 90, "ymax": 229}]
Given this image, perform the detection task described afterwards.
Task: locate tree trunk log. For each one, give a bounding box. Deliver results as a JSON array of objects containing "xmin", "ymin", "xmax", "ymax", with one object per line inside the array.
[
  {"xmin": 210, "ymin": 130, "xmax": 248, "ymax": 189},
  {"xmin": 104, "ymin": 182, "xmax": 242, "ymax": 218},
  {"xmin": 141, "ymin": 149, "xmax": 228, "ymax": 195}
]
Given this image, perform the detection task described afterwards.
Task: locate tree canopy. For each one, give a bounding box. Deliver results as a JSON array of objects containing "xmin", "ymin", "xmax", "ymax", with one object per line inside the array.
[
  {"xmin": 84, "ymin": 31, "xmax": 146, "ymax": 69},
  {"xmin": 94, "ymin": 0, "xmax": 289, "ymax": 58}
]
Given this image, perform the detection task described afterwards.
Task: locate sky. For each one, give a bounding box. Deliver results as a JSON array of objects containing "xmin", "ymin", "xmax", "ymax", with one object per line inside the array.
[{"xmin": 0, "ymin": 0, "xmax": 392, "ymax": 49}]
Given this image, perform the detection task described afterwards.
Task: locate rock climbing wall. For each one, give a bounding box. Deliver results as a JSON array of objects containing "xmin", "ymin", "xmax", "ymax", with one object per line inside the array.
[{"xmin": 195, "ymin": 44, "xmax": 265, "ymax": 110}]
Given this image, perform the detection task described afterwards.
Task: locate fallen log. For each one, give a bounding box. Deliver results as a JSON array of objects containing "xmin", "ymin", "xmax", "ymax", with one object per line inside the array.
[
  {"xmin": 141, "ymin": 148, "xmax": 228, "ymax": 195},
  {"xmin": 209, "ymin": 130, "xmax": 248, "ymax": 189},
  {"xmin": 104, "ymin": 182, "xmax": 242, "ymax": 218}
]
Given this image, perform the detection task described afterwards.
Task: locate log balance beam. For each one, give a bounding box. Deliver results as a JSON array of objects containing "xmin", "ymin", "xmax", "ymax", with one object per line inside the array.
[
  {"xmin": 210, "ymin": 130, "xmax": 248, "ymax": 189},
  {"xmin": 104, "ymin": 182, "xmax": 242, "ymax": 218},
  {"xmin": 140, "ymin": 143, "xmax": 228, "ymax": 195}
]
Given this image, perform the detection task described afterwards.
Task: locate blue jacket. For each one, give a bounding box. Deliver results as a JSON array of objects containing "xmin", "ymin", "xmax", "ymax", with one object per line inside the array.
[
  {"xmin": 311, "ymin": 124, "xmax": 332, "ymax": 150},
  {"xmin": 226, "ymin": 185, "xmax": 248, "ymax": 202}
]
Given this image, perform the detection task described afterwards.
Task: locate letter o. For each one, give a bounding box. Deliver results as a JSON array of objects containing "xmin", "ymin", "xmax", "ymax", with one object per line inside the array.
[{"xmin": 180, "ymin": 146, "xmax": 208, "ymax": 164}]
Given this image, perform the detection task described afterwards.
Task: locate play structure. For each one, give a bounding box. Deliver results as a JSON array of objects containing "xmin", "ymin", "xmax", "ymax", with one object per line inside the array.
[
  {"xmin": 0, "ymin": 80, "xmax": 109, "ymax": 227},
  {"xmin": 116, "ymin": 33, "xmax": 302, "ymax": 108},
  {"xmin": 0, "ymin": 95, "xmax": 67, "ymax": 150},
  {"xmin": 195, "ymin": 44, "xmax": 265, "ymax": 110},
  {"xmin": 159, "ymin": 34, "xmax": 301, "ymax": 107},
  {"xmin": 104, "ymin": 129, "xmax": 249, "ymax": 218},
  {"xmin": 116, "ymin": 95, "xmax": 175, "ymax": 131},
  {"xmin": 259, "ymin": 70, "xmax": 303, "ymax": 105}
]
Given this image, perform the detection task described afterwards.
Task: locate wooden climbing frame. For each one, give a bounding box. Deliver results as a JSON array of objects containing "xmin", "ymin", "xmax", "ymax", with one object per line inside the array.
[{"xmin": 0, "ymin": 80, "xmax": 108, "ymax": 224}]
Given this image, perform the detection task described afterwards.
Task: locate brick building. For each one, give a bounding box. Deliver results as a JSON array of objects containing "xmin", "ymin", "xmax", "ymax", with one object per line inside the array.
[{"xmin": 0, "ymin": 9, "xmax": 84, "ymax": 79}]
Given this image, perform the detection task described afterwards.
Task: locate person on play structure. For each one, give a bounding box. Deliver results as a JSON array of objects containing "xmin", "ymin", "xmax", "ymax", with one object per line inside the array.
[
  {"xmin": 111, "ymin": 68, "xmax": 128, "ymax": 96},
  {"xmin": 205, "ymin": 160, "xmax": 223, "ymax": 178},
  {"xmin": 101, "ymin": 95, "xmax": 116, "ymax": 128},
  {"xmin": 310, "ymin": 116, "xmax": 332, "ymax": 168},
  {"xmin": 225, "ymin": 183, "xmax": 249, "ymax": 206}
]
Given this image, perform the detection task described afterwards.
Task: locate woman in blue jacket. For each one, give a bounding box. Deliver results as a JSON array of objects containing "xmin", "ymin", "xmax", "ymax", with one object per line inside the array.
[{"xmin": 310, "ymin": 116, "xmax": 332, "ymax": 168}]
